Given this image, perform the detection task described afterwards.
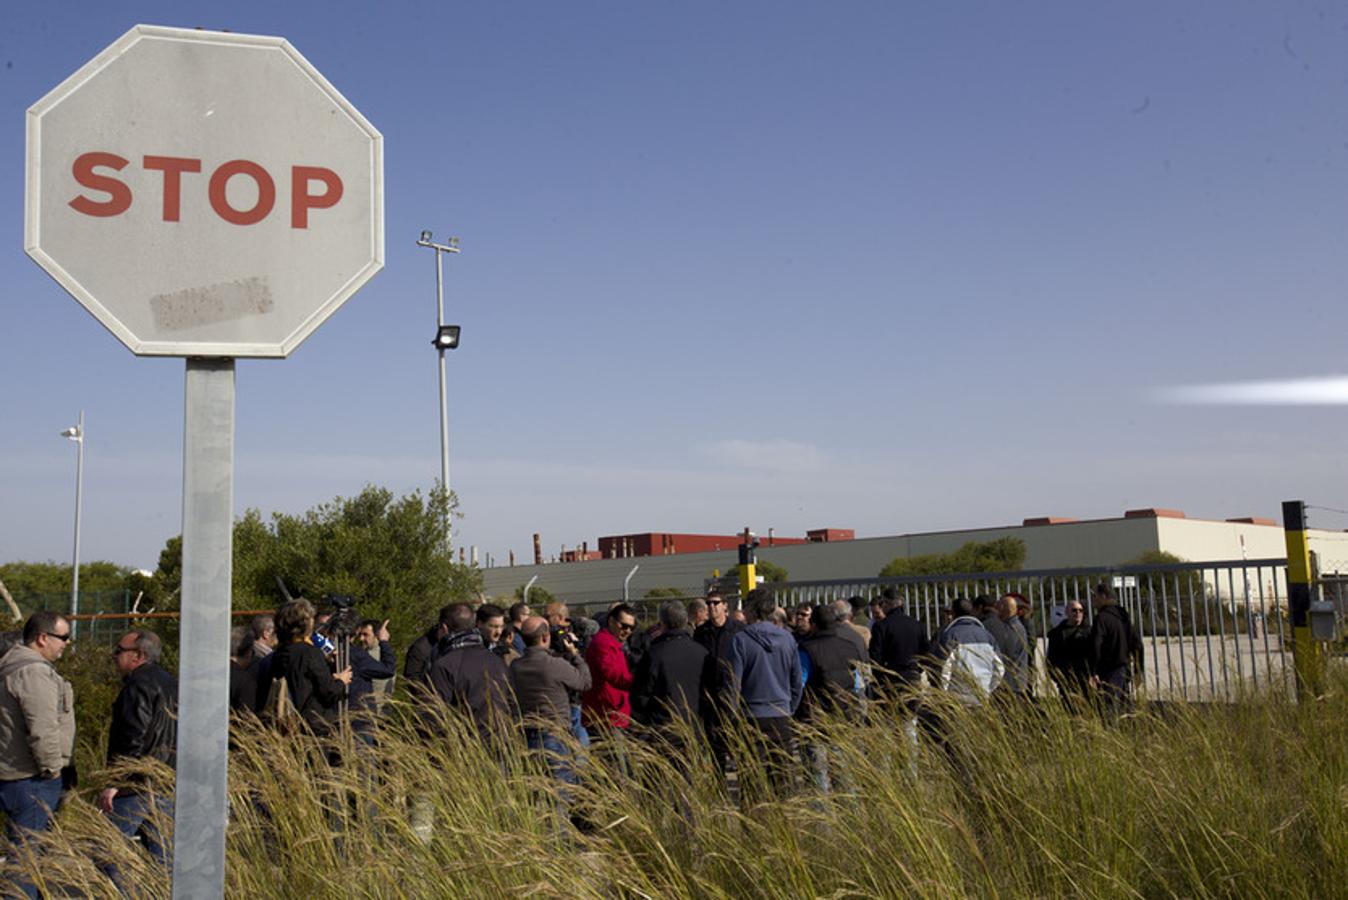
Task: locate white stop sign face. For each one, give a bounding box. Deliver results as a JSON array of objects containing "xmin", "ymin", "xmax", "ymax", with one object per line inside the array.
[{"xmin": 24, "ymin": 25, "xmax": 384, "ymax": 357}]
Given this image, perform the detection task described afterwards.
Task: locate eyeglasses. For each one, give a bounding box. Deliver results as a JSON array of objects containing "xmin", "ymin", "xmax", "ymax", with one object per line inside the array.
[
  {"xmin": 1067, "ymin": 607, "xmax": 1085, "ymax": 614},
  {"xmin": 45, "ymin": 632, "xmax": 72, "ymax": 642},
  {"xmin": 111, "ymin": 645, "xmax": 137, "ymax": 656},
  {"xmin": 615, "ymin": 621, "xmax": 635, "ymax": 633},
  {"xmin": 707, "ymin": 600, "xmax": 725, "ymax": 606}
]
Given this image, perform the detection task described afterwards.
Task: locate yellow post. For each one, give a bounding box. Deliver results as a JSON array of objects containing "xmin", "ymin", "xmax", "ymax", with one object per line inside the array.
[
  {"xmin": 738, "ymin": 562, "xmax": 757, "ymax": 598},
  {"xmin": 1283, "ymin": 500, "xmax": 1324, "ymax": 698},
  {"xmin": 737, "ymin": 527, "xmax": 759, "ymax": 601}
]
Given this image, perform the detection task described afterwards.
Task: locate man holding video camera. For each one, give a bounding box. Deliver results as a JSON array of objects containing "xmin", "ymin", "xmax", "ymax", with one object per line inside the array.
[
  {"xmin": 544, "ymin": 601, "xmax": 590, "ymax": 747},
  {"xmin": 510, "ymin": 616, "xmax": 591, "ymax": 802}
]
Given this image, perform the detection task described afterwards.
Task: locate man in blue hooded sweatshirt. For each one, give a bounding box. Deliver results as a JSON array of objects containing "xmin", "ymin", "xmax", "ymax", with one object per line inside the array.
[{"xmin": 728, "ymin": 589, "xmax": 802, "ymax": 797}]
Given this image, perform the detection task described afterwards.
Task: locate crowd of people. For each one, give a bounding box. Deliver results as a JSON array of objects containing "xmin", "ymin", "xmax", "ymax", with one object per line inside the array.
[
  {"xmin": 0, "ymin": 580, "xmax": 1143, "ymax": 887},
  {"xmin": 228, "ymin": 583, "xmax": 1142, "ymax": 813}
]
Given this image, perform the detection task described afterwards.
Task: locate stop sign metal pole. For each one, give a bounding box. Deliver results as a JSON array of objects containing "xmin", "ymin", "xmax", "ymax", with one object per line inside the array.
[{"xmin": 172, "ymin": 359, "xmax": 235, "ymax": 897}]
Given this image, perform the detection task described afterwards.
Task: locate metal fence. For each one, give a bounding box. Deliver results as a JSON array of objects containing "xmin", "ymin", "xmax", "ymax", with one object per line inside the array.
[
  {"xmin": 14, "ymin": 590, "xmax": 138, "ymax": 644},
  {"xmin": 767, "ymin": 557, "xmax": 1293, "ymax": 702}
]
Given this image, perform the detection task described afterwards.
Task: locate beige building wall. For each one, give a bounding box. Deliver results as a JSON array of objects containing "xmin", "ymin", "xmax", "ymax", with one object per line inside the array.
[{"xmin": 1153, "ymin": 518, "xmax": 1285, "ymax": 563}]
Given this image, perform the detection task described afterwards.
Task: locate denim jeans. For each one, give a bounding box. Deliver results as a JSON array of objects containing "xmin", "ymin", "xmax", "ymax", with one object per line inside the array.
[
  {"xmin": 525, "ymin": 728, "xmax": 578, "ymax": 787},
  {"xmin": 568, "ymin": 704, "xmax": 590, "ymax": 748},
  {"xmin": 108, "ymin": 792, "xmax": 173, "ymax": 865},
  {"xmin": 0, "ymin": 775, "xmax": 62, "ymax": 898},
  {"xmin": 100, "ymin": 792, "xmax": 174, "ymax": 893},
  {"xmin": 525, "ymin": 725, "xmax": 578, "ymax": 831},
  {"xmin": 0, "ymin": 775, "xmax": 61, "ymax": 841}
]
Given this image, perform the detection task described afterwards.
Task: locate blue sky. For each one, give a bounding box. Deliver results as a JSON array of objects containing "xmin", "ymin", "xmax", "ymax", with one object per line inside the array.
[{"xmin": 4, "ymin": 2, "xmax": 1348, "ymax": 571}]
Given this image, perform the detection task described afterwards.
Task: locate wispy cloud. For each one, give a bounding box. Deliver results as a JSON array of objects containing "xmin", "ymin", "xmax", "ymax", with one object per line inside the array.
[
  {"xmin": 698, "ymin": 439, "xmax": 824, "ymax": 472},
  {"xmin": 1155, "ymin": 376, "xmax": 1348, "ymax": 405}
]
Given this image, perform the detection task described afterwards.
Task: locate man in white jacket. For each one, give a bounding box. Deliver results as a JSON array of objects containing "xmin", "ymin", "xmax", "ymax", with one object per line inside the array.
[
  {"xmin": 0, "ymin": 612, "xmax": 76, "ymax": 854},
  {"xmin": 919, "ymin": 597, "xmax": 1004, "ymax": 778},
  {"xmin": 936, "ymin": 597, "xmax": 1005, "ymax": 704}
]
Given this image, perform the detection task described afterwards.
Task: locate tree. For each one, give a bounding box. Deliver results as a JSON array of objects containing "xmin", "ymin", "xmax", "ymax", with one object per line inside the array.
[
  {"xmin": 152, "ymin": 484, "xmax": 480, "ymax": 649},
  {"xmin": 0, "ymin": 561, "xmax": 134, "ymax": 599},
  {"xmin": 879, "ymin": 537, "xmax": 1026, "ymax": 578},
  {"xmin": 1123, "ymin": 550, "xmax": 1214, "ymax": 635},
  {"xmin": 0, "ymin": 561, "xmax": 150, "ymax": 617},
  {"xmin": 514, "ymin": 583, "xmax": 556, "ymax": 606},
  {"xmin": 644, "ymin": 587, "xmax": 687, "ymax": 600},
  {"xmin": 756, "ymin": 560, "xmax": 789, "ymax": 584}
]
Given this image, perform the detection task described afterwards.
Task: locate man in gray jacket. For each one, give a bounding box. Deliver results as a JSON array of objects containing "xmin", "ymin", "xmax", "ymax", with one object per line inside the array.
[
  {"xmin": 509, "ymin": 616, "xmax": 591, "ymax": 793},
  {"xmin": 0, "ymin": 612, "xmax": 76, "ymax": 846}
]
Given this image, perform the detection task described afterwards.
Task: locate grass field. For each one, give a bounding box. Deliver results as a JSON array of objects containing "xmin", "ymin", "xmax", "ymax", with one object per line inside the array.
[{"xmin": 7, "ymin": 675, "xmax": 1348, "ymax": 899}]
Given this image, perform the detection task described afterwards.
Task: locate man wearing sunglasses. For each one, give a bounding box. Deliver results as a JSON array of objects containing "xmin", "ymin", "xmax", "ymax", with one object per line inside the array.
[
  {"xmin": 581, "ymin": 602, "xmax": 637, "ymax": 745},
  {"xmin": 0, "ymin": 612, "xmax": 76, "ymax": 866},
  {"xmin": 99, "ymin": 630, "xmax": 178, "ymax": 873}
]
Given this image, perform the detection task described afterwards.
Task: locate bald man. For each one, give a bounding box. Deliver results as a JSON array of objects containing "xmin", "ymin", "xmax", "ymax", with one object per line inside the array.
[
  {"xmin": 509, "ymin": 617, "xmax": 592, "ymax": 793},
  {"xmin": 509, "ymin": 617, "xmax": 590, "ymax": 735}
]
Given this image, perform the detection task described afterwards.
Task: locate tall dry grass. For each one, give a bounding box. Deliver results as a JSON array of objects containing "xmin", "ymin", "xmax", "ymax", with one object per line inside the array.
[{"xmin": 8, "ymin": 674, "xmax": 1348, "ymax": 898}]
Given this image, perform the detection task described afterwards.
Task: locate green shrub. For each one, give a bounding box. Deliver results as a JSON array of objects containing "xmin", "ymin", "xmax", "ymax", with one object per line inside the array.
[{"xmin": 880, "ymin": 537, "xmax": 1026, "ymax": 578}]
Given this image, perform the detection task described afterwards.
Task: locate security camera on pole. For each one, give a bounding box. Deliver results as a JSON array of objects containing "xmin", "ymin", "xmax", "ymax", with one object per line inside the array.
[{"xmin": 25, "ymin": 25, "xmax": 383, "ymax": 898}]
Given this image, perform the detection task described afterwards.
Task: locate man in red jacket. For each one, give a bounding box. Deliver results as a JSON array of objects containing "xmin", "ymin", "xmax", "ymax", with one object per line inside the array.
[{"xmin": 582, "ymin": 602, "xmax": 637, "ymax": 762}]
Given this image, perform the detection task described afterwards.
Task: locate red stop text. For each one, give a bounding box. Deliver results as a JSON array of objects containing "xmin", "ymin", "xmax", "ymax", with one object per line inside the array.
[{"xmin": 68, "ymin": 152, "xmax": 344, "ymax": 229}]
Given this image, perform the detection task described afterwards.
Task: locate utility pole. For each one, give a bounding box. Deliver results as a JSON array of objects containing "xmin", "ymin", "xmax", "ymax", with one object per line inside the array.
[
  {"xmin": 60, "ymin": 412, "xmax": 85, "ymax": 638},
  {"xmin": 416, "ymin": 231, "xmax": 461, "ymax": 549}
]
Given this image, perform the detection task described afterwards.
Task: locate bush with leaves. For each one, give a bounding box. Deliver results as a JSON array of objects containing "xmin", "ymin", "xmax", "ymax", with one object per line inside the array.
[
  {"xmin": 151, "ymin": 484, "xmax": 480, "ymax": 652},
  {"xmin": 879, "ymin": 537, "xmax": 1026, "ymax": 578}
]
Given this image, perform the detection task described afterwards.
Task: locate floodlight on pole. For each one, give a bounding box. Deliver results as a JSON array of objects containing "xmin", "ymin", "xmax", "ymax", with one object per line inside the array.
[
  {"xmin": 432, "ymin": 325, "xmax": 461, "ymax": 351},
  {"xmin": 60, "ymin": 412, "xmax": 84, "ymax": 639},
  {"xmin": 415, "ymin": 231, "xmax": 462, "ymax": 547}
]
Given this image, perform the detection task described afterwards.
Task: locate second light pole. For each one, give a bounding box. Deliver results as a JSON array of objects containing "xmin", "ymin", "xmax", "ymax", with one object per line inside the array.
[
  {"xmin": 416, "ymin": 231, "xmax": 461, "ymax": 548},
  {"xmin": 59, "ymin": 412, "xmax": 85, "ymax": 638}
]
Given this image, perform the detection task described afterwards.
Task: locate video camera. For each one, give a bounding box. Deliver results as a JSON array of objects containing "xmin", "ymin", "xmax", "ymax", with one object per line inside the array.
[{"xmin": 319, "ymin": 594, "xmax": 362, "ymax": 640}]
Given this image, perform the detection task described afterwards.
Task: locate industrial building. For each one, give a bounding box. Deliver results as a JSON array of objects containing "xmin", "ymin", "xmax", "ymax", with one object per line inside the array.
[{"xmin": 479, "ymin": 508, "xmax": 1348, "ymax": 608}]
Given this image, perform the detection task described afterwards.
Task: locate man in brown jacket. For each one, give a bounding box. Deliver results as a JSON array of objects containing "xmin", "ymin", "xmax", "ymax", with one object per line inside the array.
[{"xmin": 0, "ymin": 612, "xmax": 76, "ymax": 846}]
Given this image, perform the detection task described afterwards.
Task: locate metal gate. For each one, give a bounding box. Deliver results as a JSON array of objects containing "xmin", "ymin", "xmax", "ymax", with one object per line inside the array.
[{"xmin": 767, "ymin": 557, "xmax": 1292, "ymax": 702}]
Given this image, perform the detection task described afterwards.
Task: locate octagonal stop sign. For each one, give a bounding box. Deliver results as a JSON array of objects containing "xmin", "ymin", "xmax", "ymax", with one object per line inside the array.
[{"xmin": 25, "ymin": 25, "xmax": 383, "ymax": 357}]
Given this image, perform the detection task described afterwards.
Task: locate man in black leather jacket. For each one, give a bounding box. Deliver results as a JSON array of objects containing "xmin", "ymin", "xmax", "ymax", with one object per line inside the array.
[{"xmin": 99, "ymin": 630, "xmax": 178, "ymax": 869}]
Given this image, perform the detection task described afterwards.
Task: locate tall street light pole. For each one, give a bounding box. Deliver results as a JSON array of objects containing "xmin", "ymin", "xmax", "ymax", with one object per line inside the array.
[
  {"xmin": 415, "ymin": 231, "xmax": 461, "ymax": 548},
  {"xmin": 60, "ymin": 411, "xmax": 84, "ymax": 638}
]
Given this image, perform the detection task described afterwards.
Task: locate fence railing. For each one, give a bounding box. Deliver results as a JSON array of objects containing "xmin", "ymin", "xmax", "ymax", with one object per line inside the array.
[
  {"xmin": 766, "ymin": 557, "xmax": 1292, "ymax": 703},
  {"xmin": 12, "ymin": 559, "xmax": 1301, "ymax": 701},
  {"xmin": 6, "ymin": 594, "xmax": 273, "ymax": 647},
  {"xmin": 13, "ymin": 590, "xmax": 139, "ymax": 645}
]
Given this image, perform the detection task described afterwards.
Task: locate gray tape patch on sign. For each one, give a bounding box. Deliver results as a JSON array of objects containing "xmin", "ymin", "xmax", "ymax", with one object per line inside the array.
[{"xmin": 150, "ymin": 277, "xmax": 274, "ymax": 331}]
